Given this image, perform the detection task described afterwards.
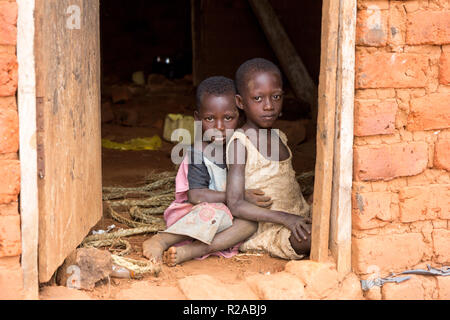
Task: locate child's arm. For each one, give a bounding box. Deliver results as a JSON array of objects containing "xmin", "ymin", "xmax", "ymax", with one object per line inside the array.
[
  {"xmin": 226, "ymin": 139, "xmax": 310, "ymax": 242},
  {"xmin": 188, "ymin": 189, "xmax": 226, "ymax": 205},
  {"xmin": 188, "ymin": 188, "xmax": 273, "ymax": 207}
]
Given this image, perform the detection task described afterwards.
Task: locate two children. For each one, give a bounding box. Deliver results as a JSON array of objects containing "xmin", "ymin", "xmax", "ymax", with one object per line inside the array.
[
  {"xmin": 142, "ymin": 76, "xmax": 271, "ymax": 266},
  {"xmin": 144, "ymin": 58, "xmax": 312, "ymax": 266}
]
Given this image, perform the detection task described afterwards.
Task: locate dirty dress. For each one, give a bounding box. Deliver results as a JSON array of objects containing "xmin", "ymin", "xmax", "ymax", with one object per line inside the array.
[
  {"xmin": 162, "ymin": 147, "xmax": 239, "ymax": 258},
  {"xmin": 226, "ymin": 130, "xmax": 311, "ymax": 260}
]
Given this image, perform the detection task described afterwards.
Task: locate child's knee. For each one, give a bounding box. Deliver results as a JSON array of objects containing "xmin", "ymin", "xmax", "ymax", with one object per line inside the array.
[
  {"xmin": 290, "ymin": 234, "xmax": 311, "ymax": 256},
  {"xmin": 239, "ymin": 219, "xmax": 258, "ymax": 235}
]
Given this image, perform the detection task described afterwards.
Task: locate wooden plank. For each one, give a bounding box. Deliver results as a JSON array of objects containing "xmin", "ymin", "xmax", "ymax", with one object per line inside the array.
[
  {"xmin": 35, "ymin": 0, "xmax": 102, "ymax": 282},
  {"xmin": 329, "ymin": 0, "xmax": 357, "ymax": 276},
  {"xmin": 310, "ymin": 0, "xmax": 340, "ymax": 263},
  {"xmin": 17, "ymin": 0, "xmax": 39, "ymax": 299},
  {"xmin": 248, "ymin": 0, "xmax": 318, "ymax": 118}
]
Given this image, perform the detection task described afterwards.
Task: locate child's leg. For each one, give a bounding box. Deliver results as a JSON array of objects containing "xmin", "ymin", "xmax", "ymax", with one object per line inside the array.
[
  {"xmin": 142, "ymin": 232, "xmax": 191, "ymax": 262},
  {"xmin": 163, "ymin": 218, "xmax": 257, "ymax": 266}
]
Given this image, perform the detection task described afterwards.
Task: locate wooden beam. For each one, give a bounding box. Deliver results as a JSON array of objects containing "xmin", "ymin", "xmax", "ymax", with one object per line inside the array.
[
  {"xmin": 329, "ymin": 0, "xmax": 357, "ymax": 277},
  {"xmin": 310, "ymin": 0, "xmax": 340, "ymax": 263},
  {"xmin": 248, "ymin": 0, "xmax": 318, "ymax": 119},
  {"xmin": 17, "ymin": 0, "xmax": 39, "ymax": 300}
]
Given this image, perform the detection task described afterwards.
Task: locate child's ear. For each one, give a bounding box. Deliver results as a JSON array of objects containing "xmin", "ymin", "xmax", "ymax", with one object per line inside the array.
[
  {"xmin": 235, "ymin": 94, "xmax": 244, "ymax": 111},
  {"xmin": 194, "ymin": 110, "xmax": 200, "ymax": 121}
]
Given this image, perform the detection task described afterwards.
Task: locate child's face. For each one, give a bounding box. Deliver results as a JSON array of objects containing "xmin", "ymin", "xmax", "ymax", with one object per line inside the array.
[
  {"xmin": 236, "ymin": 71, "xmax": 283, "ymax": 129},
  {"xmin": 194, "ymin": 93, "xmax": 239, "ymax": 144}
]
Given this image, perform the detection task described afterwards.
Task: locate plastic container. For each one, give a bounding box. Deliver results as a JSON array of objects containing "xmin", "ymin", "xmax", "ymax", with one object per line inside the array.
[{"xmin": 111, "ymin": 264, "xmax": 135, "ymax": 279}]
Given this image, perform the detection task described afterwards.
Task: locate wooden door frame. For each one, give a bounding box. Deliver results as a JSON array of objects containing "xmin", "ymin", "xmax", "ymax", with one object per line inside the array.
[
  {"xmin": 16, "ymin": 0, "xmax": 357, "ymax": 299},
  {"xmin": 310, "ymin": 0, "xmax": 356, "ymax": 277}
]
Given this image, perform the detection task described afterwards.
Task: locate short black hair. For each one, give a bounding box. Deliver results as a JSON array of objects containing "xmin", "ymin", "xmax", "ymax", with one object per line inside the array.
[
  {"xmin": 235, "ymin": 58, "xmax": 282, "ymax": 95},
  {"xmin": 196, "ymin": 76, "xmax": 236, "ymax": 111}
]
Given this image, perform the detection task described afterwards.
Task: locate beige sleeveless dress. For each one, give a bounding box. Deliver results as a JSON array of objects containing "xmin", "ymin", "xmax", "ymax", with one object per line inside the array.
[{"xmin": 226, "ymin": 130, "xmax": 311, "ymax": 260}]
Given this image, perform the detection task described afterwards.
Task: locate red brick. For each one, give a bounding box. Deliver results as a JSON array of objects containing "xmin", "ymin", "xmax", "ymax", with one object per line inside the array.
[
  {"xmin": 0, "ymin": 201, "xmax": 18, "ymax": 216},
  {"xmin": 434, "ymin": 139, "xmax": 450, "ymax": 171},
  {"xmin": 0, "ymin": 214, "xmax": 21, "ymax": 257},
  {"xmin": 0, "ymin": 107, "xmax": 18, "ymax": 153},
  {"xmin": 352, "ymin": 191, "xmax": 393, "ymax": 229},
  {"xmin": 0, "ymin": 2, "xmax": 18, "ymax": 46},
  {"xmin": 352, "ymin": 233, "xmax": 426, "ymax": 274},
  {"xmin": 399, "ymin": 185, "xmax": 450, "ymax": 222},
  {"xmin": 354, "ymin": 99, "xmax": 397, "ymax": 136},
  {"xmin": 0, "ymin": 159, "xmax": 20, "ymax": 195},
  {"xmin": 355, "ymin": 52, "xmax": 428, "ymax": 89},
  {"xmin": 406, "ymin": 11, "xmax": 450, "ymax": 45},
  {"xmin": 440, "ymin": 50, "xmax": 450, "ymax": 85},
  {"xmin": 437, "ymin": 277, "xmax": 450, "ymax": 300},
  {"xmin": 357, "ymin": 1, "xmax": 389, "ymax": 10},
  {"xmin": 408, "ymin": 93, "xmax": 450, "ymax": 131},
  {"xmin": 382, "ymin": 275, "xmax": 424, "ymax": 300},
  {"xmin": 432, "ymin": 229, "xmax": 450, "ymax": 264},
  {"xmin": 356, "ymin": 8, "xmax": 388, "ymax": 46},
  {"xmin": 0, "ymin": 53, "xmax": 18, "ymax": 97},
  {"xmin": 388, "ymin": 1, "xmax": 407, "ymax": 47},
  {"xmin": 0, "ymin": 256, "xmax": 20, "ymax": 269},
  {"xmin": 0, "ymin": 260, "xmax": 23, "ymax": 299},
  {"xmin": 354, "ymin": 142, "xmax": 428, "ymax": 181}
]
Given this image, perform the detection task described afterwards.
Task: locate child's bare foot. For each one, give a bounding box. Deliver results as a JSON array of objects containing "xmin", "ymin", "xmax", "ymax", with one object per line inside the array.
[
  {"xmin": 142, "ymin": 234, "xmax": 166, "ymax": 262},
  {"xmin": 163, "ymin": 246, "xmax": 195, "ymax": 267},
  {"xmin": 163, "ymin": 247, "xmax": 180, "ymax": 267}
]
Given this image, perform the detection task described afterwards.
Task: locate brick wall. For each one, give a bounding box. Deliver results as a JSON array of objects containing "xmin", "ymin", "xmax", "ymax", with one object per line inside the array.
[
  {"xmin": 0, "ymin": 0, "xmax": 23, "ymax": 299},
  {"xmin": 353, "ymin": 0, "xmax": 450, "ymax": 300}
]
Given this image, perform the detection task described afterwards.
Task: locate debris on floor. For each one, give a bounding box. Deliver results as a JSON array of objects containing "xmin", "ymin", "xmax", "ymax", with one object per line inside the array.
[
  {"xmin": 101, "ymin": 136, "xmax": 162, "ymax": 151},
  {"xmin": 163, "ymin": 113, "xmax": 195, "ymax": 144}
]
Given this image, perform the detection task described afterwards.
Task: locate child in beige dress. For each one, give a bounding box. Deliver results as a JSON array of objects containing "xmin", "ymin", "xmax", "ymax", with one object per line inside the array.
[{"xmin": 226, "ymin": 58, "xmax": 312, "ymax": 260}]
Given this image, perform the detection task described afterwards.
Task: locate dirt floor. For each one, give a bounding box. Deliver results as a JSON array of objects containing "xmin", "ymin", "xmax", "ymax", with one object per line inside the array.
[{"xmin": 39, "ymin": 76, "xmax": 317, "ymax": 300}]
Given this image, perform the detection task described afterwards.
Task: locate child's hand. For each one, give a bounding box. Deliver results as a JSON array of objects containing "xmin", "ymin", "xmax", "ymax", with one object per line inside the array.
[
  {"xmin": 282, "ymin": 215, "xmax": 312, "ymax": 242},
  {"xmin": 245, "ymin": 189, "xmax": 273, "ymax": 208}
]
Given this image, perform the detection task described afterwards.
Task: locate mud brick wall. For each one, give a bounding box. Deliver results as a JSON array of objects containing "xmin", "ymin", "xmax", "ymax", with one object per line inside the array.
[
  {"xmin": 0, "ymin": 0, "xmax": 23, "ymax": 299},
  {"xmin": 352, "ymin": 0, "xmax": 450, "ymax": 299}
]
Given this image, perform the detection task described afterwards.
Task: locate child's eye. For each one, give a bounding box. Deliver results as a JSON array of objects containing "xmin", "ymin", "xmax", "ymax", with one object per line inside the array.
[
  {"xmin": 253, "ymin": 96, "xmax": 262, "ymax": 102},
  {"xmin": 224, "ymin": 116, "xmax": 234, "ymax": 121},
  {"xmin": 273, "ymin": 95, "xmax": 282, "ymax": 100},
  {"xmin": 205, "ymin": 116, "xmax": 214, "ymax": 122}
]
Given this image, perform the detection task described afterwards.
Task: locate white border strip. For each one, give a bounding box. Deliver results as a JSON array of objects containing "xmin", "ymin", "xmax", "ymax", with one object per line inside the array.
[{"xmin": 17, "ymin": 0, "xmax": 39, "ymax": 300}]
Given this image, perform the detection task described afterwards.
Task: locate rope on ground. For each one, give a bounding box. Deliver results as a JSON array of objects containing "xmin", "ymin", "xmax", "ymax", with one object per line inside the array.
[
  {"xmin": 102, "ymin": 175, "xmax": 175, "ymax": 195},
  {"xmin": 106, "ymin": 193, "xmax": 175, "ymax": 208},
  {"xmin": 80, "ymin": 171, "xmax": 177, "ymax": 276},
  {"xmin": 111, "ymin": 255, "xmax": 161, "ymax": 276},
  {"xmin": 129, "ymin": 206, "xmax": 165, "ymax": 223},
  {"xmin": 82, "ymin": 225, "xmax": 163, "ymax": 243},
  {"xmin": 82, "ymin": 238, "xmax": 132, "ymax": 256}
]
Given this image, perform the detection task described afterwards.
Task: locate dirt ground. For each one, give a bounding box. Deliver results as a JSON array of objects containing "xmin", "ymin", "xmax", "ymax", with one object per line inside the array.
[{"xmin": 39, "ymin": 77, "xmax": 317, "ymax": 300}]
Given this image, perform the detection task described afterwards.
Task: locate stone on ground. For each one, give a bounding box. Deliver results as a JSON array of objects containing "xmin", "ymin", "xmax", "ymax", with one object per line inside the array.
[
  {"xmin": 245, "ymin": 271, "xmax": 305, "ymax": 300},
  {"xmin": 56, "ymin": 248, "xmax": 112, "ymax": 291},
  {"xmin": 115, "ymin": 281, "xmax": 186, "ymax": 300},
  {"xmin": 284, "ymin": 260, "xmax": 339, "ymax": 299},
  {"xmin": 178, "ymin": 274, "xmax": 258, "ymax": 300}
]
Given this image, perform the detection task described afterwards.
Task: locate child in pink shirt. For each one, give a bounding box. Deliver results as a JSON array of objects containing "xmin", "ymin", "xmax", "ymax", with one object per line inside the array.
[{"xmin": 143, "ymin": 76, "xmax": 271, "ymax": 266}]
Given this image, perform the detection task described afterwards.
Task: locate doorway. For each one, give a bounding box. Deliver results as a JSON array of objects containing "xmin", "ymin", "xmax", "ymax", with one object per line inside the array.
[{"xmin": 18, "ymin": 0, "xmax": 356, "ymax": 298}]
